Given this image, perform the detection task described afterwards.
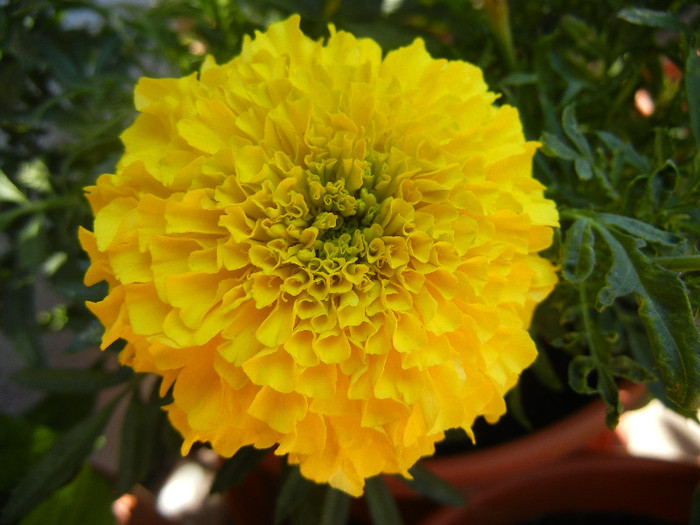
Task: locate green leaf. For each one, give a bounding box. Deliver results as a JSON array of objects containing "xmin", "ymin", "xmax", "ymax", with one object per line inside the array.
[
  {"xmin": 319, "ymin": 486, "xmax": 351, "ymax": 525},
  {"xmin": 608, "ymin": 355, "xmax": 656, "ymax": 383},
  {"xmin": 210, "ymin": 445, "xmax": 268, "ymax": 493},
  {"xmin": 0, "ymin": 416, "xmax": 54, "ymax": 492},
  {"xmin": 2, "ymin": 284, "xmax": 44, "ymax": 367},
  {"xmin": 365, "ymin": 476, "xmax": 404, "ymax": 525},
  {"xmin": 274, "ymin": 467, "xmax": 313, "ymax": 525},
  {"xmin": 401, "ymin": 463, "xmax": 465, "ymax": 507},
  {"xmin": 597, "ymin": 213, "xmax": 678, "ymax": 246},
  {"xmin": 18, "ymin": 464, "xmax": 116, "ymax": 525},
  {"xmin": 599, "ymin": 369, "xmax": 622, "ymax": 428},
  {"xmin": 686, "ymin": 45, "xmax": 700, "ymax": 147},
  {"xmin": 562, "ymin": 218, "xmax": 596, "ymax": 283},
  {"xmin": 654, "ymin": 255, "xmax": 700, "ymax": 272},
  {"xmin": 17, "ymin": 160, "xmax": 52, "ymax": 194},
  {"xmin": 0, "ymin": 170, "xmax": 28, "ymax": 203},
  {"xmin": 530, "ymin": 348, "xmax": 565, "ymax": 391},
  {"xmin": 568, "ymin": 355, "xmax": 597, "ymax": 394},
  {"xmin": 115, "ymin": 389, "xmax": 164, "ymax": 495},
  {"xmin": 617, "ymin": 7, "xmax": 687, "ymax": 34},
  {"xmin": 562, "ymin": 105, "xmax": 592, "ymax": 158},
  {"xmin": 505, "ymin": 384, "xmax": 533, "ymax": 432},
  {"xmin": 500, "ymin": 72, "xmax": 538, "ymax": 86},
  {"xmin": 0, "ymin": 206, "xmax": 36, "ymax": 231},
  {"xmin": 573, "ymin": 157, "xmax": 593, "ymax": 181},
  {"xmin": 62, "ymin": 320, "xmax": 105, "ymax": 354},
  {"xmin": 13, "ymin": 367, "xmax": 132, "ymax": 393},
  {"xmin": 540, "ymin": 132, "xmax": 579, "ymax": 161},
  {"xmin": 594, "ymin": 226, "xmax": 700, "ymax": 409},
  {"xmin": 596, "ymin": 131, "xmax": 650, "ymax": 172},
  {"xmin": 1, "ymin": 396, "xmax": 121, "ymax": 524}
]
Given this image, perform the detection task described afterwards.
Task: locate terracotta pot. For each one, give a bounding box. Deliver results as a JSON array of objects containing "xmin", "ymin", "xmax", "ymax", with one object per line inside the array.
[
  {"xmin": 384, "ymin": 382, "xmax": 647, "ymax": 499},
  {"xmin": 422, "ymin": 453, "xmax": 700, "ymax": 525},
  {"xmin": 337, "ymin": 383, "xmax": 648, "ymax": 525}
]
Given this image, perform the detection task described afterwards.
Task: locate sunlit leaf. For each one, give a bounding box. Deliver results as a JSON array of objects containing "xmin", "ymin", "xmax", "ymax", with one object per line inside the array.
[
  {"xmin": 0, "ymin": 170, "xmax": 28, "ymax": 203},
  {"xmin": 0, "ymin": 416, "xmax": 54, "ymax": 492},
  {"xmin": 18, "ymin": 464, "xmax": 115, "ymax": 525},
  {"xmin": 17, "ymin": 160, "xmax": 52, "ymax": 194}
]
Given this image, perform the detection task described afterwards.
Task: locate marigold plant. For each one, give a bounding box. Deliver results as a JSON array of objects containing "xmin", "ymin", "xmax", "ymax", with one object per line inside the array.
[{"xmin": 80, "ymin": 15, "xmax": 558, "ymax": 495}]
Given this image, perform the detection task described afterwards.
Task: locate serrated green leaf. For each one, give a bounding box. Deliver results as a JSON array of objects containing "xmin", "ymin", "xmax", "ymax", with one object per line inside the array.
[
  {"xmin": 608, "ymin": 355, "xmax": 656, "ymax": 383},
  {"xmin": 13, "ymin": 366, "xmax": 132, "ymax": 393},
  {"xmin": 365, "ymin": 476, "xmax": 404, "ymax": 525},
  {"xmin": 319, "ymin": 486, "xmax": 351, "ymax": 525},
  {"xmin": 568, "ymin": 355, "xmax": 597, "ymax": 394},
  {"xmin": 18, "ymin": 464, "xmax": 115, "ymax": 525},
  {"xmin": 402, "ymin": 463, "xmax": 466, "ymax": 507},
  {"xmin": 595, "ymin": 131, "xmax": 650, "ymax": 172},
  {"xmin": 562, "ymin": 105, "xmax": 592, "ymax": 158},
  {"xmin": 274, "ymin": 467, "xmax": 313, "ymax": 525},
  {"xmin": 562, "ymin": 219, "xmax": 596, "ymax": 283},
  {"xmin": 598, "ymin": 213, "xmax": 677, "ymax": 246},
  {"xmin": 599, "ymin": 369, "xmax": 622, "ymax": 428},
  {"xmin": 540, "ymin": 132, "xmax": 579, "ymax": 161},
  {"xmin": 594, "ymin": 225, "xmax": 700, "ymax": 409},
  {"xmin": 686, "ymin": 45, "xmax": 700, "ymax": 147},
  {"xmin": 617, "ymin": 7, "xmax": 687, "ymax": 34},
  {"xmin": 210, "ymin": 445, "xmax": 268, "ymax": 493},
  {"xmin": 1, "ymin": 396, "xmax": 121, "ymax": 524}
]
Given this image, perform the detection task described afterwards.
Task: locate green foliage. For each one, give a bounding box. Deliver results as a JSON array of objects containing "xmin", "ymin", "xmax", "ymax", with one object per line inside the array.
[
  {"xmin": 17, "ymin": 464, "xmax": 116, "ymax": 525},
  {"xmin": 1, "ymin": 396, "xmax": 121, "ymax": 524},
  {"xmin": 365, "ymin": 476, "xmax": 405, "ymax": 525},
  {"xmin": 1, "ymin": 0, "xmax": 699, "ymax": 524}
]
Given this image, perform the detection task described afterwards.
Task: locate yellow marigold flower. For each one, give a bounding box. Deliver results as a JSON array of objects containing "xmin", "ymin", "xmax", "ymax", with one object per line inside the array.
[{"xmin": 80, "ymin": 15, "xmax": 558, "ymax": 496}]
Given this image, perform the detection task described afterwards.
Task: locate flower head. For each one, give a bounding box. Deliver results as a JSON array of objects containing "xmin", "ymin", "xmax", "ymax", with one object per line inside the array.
[{"xmin": 80, "ymin": 15, "xmax": 558, "ymax": 495}]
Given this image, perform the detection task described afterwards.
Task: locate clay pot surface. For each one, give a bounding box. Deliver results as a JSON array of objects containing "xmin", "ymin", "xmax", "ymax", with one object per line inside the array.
[
  {"xmin": 422, "ymin": 453, "xmax": 700, "ymax": 525},
  {"xmin": 386, "ymin": 382, "xmax": 647, "ymax": 499}
]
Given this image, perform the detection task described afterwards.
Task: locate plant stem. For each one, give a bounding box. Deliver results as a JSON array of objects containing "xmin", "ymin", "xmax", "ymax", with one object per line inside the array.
[
  {"xmin": 484, "ymin": 0, "xmax": 517, "ymax": 70},
  {"xmin": 654, "ymin": 255, "xmax": 700, "ymax": 272}
]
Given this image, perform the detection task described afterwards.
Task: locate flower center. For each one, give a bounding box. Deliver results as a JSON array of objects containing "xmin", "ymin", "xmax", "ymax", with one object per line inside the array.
[{"xmin": 301, "ymin": 151, "xmax": 396, "ymax": 273}]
